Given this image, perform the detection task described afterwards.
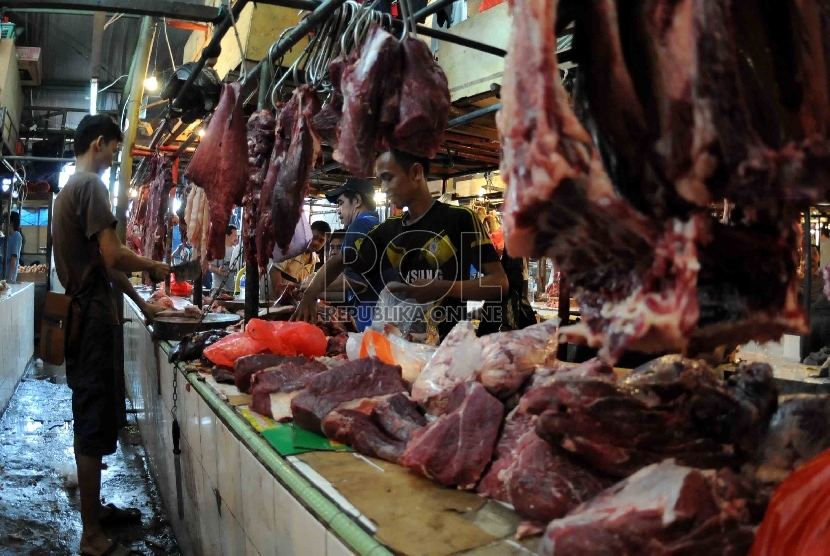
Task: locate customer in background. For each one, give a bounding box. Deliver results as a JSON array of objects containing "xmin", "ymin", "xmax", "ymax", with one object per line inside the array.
[
  {"xmin": 209, "ymin": 225, "xmax": 239, "ymax": 294},
  {"xmin": 270, "ymin": 220, "xmax": 330, "ymax": 286},
  {"xmin": 295, "ymin": 180, "xmax": 381, "ymax": 329},
  {"xmin": 328, "ymin": 229, "xmax": 346, "ymax": 259},
  {"xmin": 52, "ymin": 114, "xmax": 170, "ymax": 556},
  {"xmin": 2, "ymin": 211, "xmax": 22, "ymax": 282}
]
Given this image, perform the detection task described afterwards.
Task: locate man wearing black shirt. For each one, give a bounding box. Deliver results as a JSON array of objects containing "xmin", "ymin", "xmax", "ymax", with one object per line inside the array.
[{"xmin": 295, "ymin": 149, "xmax": 508, "ymax": 339}]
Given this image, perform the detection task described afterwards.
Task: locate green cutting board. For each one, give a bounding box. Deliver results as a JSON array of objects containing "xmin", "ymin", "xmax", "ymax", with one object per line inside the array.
[{"xmin": 291, "ymin": 422, "xmax": 353, "ymax": 452}]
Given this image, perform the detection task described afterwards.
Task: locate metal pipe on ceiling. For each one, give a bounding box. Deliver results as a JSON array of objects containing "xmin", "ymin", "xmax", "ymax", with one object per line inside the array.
[
  {"xmin": 1, "ymin": 0, "xmax": 221, "ymax": 23},
  {"xmin": 117, "ymin": 16, "xmax": 156, "ymax": 242},
  {"xmin": 0, "ymin": 156, "xmax": 76, "ymax": 163},
  {"xmin": 89, "ymin": 11, "xmax": 106, "ymax": 115},
  {"xmin": 448, "ymin": 103, "xmax": 500, "ymax": 129},
  {"xmin": 411, "ymin": 0, "xmax": 459, "ymax": 23}
]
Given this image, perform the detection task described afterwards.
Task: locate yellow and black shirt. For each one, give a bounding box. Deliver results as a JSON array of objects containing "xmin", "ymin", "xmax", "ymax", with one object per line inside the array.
[{"xmin": 345, "ymin": 201, "xmax": 499, "ymax": 339}]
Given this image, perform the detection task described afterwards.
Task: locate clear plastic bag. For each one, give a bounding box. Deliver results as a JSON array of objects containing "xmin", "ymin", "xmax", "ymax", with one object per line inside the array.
[
  {"xmin": 371, "ymin": 287, "xmax": 436, "ymax": 338},
  {"xmin": 346, "ymin": 329, "xmax": 438, "ymax": 383}
]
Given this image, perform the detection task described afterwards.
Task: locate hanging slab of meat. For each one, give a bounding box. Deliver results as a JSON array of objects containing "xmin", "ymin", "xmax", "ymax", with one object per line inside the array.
[
  {"xmin": 321, "ymin": 394, "xmax": 425, "ymax": 464},
  {"xmin": 184, "ymin": 186, "xmax": 210, "ymax": 267},
  {"xmin": 126, "ymin": 184, "xmax": 150, "ymax": 254},
  {"xmin": 142, "ymin": 155, "xmax": 174, "ymax": 262},
  {"xmin": 291, "ymin": 357, "xmax": 408, "ymax": 433},
  {"xmin": 750, "ymin": 394, "xmax": 830, "ymax": 484},
  {"xmin": 243, "ymin": 110, "xmax": 277, "ymax": 270},
  {"xmin": 255, "ymin": 96, "xmax": 296, "ymax": 273},
  {"xmin": 233, "ymin": 354, "xmax": 308, "ymax": 394},
  {"xmin": 312, "ymin": 56, "xmax": 348, "ymax": 147},
  {"xmin": 392, "ymin": 36, "xmax": 451, "ymax": 159},
  {"xmin": 271, "ymin": 85, "xmax": 321, "ymax": 255},
  {"xmin": 524, "ymin": 356, "xmax": 778, "ymax": 478},
  {"xmin": 185, "ymin": 82, "xmax": 248, "ymax": 261},
  {"xmin": 540, "ymin": 460, "xmax": 756, "ymax": 556},
  {"xmin": 334, "ymin": 26, "xmax": 402, "ymax": 178},
  {"xmin": 401, "ymin": 382, "xmax": 504, "ymax": 489},
  {"xmin": 249, "ymin": 359, "xmax": 328, "ymax": 421}
]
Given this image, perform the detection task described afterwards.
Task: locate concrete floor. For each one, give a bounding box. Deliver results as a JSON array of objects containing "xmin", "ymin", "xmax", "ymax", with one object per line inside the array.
[{"xmin": 0, "ymin": 360, "xmax": 180, "ymax": 556}]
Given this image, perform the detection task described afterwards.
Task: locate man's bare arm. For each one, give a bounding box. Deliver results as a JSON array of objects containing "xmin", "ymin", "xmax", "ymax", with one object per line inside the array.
[
  {"xmin": 97, "ymin": 227, "xmax": 169, "ymax": 281},
  {"xmin": 107, "ymin": 268, "xmax": 166, "ymax": 321}
]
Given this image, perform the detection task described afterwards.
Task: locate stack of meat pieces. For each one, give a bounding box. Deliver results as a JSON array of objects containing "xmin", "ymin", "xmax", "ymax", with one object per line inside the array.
[
  {"xmin": 249, "ymin": 357, "xmax": 328, "ymax": 421},
  {"xmin": 540, "ymin": 460, "xmax": 757, "ymax": 555},
  {"xmin": 184, "ymin": 82, "xmax": 248, "ymax": 262},
  {"xmin": 333, "ymin": 27, "xmax": 451, "ymax": 177},
  {"xmin": 412, "ymin": 319, "xmax": 560, "ymax": 413},
  {"xmin": 242, "ymin": 110, "xmax": 276, "ymax": 270},
  {"xmin": 522, "ymin": 355, "xmax": 778, "ymax": 478},
  {"xmin": 142, "ymin": 155, "xmax": 175, "ymax": 261},
  {"xmin": 498, "ymin": 0, "xmax": 830, "ymax": 362}
]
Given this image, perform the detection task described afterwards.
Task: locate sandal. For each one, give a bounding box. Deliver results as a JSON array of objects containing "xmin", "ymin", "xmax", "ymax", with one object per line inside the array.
[
  {"xmin": 80, "ymin": 541, "xmax": 143, "ymax": 555},
  {"xmin": 99, "ymin": 503, "xmax": 142, "ymax": 526}
]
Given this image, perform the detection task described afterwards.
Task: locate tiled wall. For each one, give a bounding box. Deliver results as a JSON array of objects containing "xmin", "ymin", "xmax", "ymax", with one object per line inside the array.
[
  {"xmin": 0, "ymin": 284, "xmax": 35, "ymax": 414},
  {"xmin": 123, "ymin": 300, "xmax": 357, "ymax": 556}
]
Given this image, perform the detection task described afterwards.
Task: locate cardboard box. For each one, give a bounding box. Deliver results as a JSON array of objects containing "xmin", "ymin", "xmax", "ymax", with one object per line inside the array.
[{"xmin": 15, "ymin": 46, "xmax": 41, "ymax": 86}]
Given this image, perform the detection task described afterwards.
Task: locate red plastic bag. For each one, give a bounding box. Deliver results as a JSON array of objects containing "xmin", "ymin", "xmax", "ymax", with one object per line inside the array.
[
  {"xmin": 246, "ymin": 318, "xmax": 327, "ymax": 357},
  {"xmin": 750, "ymin": 447, "xmax": 830, "ymax": 556},
  {"xmin": 203, "ymin": 332, "xmax": 269, "ymax": 367},
  {"xmin": 170, "ymin": 275, "xmax": 193, "ymax": 297}
]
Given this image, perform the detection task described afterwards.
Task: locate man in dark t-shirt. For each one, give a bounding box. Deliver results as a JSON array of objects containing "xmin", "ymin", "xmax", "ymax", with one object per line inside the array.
[
  {"xmin": 295, "ymin": 150, "xmax": 509, "ymax": 339},
  {"xmin": 53, "ymin": 115, "xmax": 169, "ymax": 556}
]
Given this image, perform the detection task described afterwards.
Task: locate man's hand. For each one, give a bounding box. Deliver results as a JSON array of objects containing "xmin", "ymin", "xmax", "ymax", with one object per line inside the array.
[
  {"xmin": 291, "ymin": 294, "xmax": 319, "ymax": 323},
  {"xmin": 148, "ymin": 262, "xmax": 171, "ymax": 283},
  {"xmin": 141, "ymin": 301, "xmax": 167, "ymax": 323}
]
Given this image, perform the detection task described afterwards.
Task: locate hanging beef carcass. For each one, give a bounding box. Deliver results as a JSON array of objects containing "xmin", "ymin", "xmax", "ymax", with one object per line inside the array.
[
  {"xmin": 312, "ymin": 56, "xmax": 348, "ymax": 147},
  {"xmin": 142, "ymin": 155, "xmax": 174, "ymax": 262},
  {"xmin": 334, "ymin": 26, "xmax": 402, "ymax": 177},
  {"xmin": 242, "ymin": 110, "xmax": 277, "ymax": 270},
  {"xmin": 256, "ymin": 93, "xmax": 299, "ymax": 273},
  {"xmin": 126, "ymin": 184, "xmax": 150, "ymax": 254},
  {"xmin": 184, "ymin": 82, "xmax": 248, "ymax": 261},
  {"xmin": 271, "ymin": 85, "xmax": 322, "ymax": 255},
  {"xmin": 392, "ymin": 35, "xmax": 451, "ymax": 158}
]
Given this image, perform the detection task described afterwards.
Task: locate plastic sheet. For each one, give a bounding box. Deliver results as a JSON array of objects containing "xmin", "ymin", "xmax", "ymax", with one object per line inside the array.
[{"xmin": 750, "ymin": 448, "xmax": 830, "ymax": 556}]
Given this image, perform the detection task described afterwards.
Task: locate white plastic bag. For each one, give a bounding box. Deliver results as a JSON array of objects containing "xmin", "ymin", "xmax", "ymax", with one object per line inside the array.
[
  {"xmin": 371, "ymin": 287, "xmax": 436, "ymax": 338},
  {"xmin": 272, "ymin": 208, "xmax": 312, "ymax": 264}
]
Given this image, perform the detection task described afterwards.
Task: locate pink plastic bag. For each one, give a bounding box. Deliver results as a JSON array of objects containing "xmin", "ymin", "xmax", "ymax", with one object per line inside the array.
[{"xmin": 203, "ymin": 332, "xmax": 270, "ymax": 367}]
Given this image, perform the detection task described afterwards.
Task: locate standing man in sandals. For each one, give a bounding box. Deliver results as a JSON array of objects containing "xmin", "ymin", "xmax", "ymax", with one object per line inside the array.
[{"xmin": 53, "ymin": 115, "xmax": 170, "ymax": 556}]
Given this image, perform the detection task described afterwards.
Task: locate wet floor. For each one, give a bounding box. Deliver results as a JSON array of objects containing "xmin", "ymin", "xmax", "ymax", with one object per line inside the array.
[{"xmin": 0, "ymin": 360, "xmax": 180, "ymax": 556}]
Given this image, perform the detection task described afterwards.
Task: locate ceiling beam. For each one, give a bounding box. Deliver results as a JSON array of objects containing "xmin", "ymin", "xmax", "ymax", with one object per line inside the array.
[{"xmin": 1, "ymin": 0, "xmax": 220, "ymax": 23}]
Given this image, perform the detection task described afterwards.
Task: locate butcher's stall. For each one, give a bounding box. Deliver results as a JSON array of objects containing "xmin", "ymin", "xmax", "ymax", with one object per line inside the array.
[{"xmin": 123, "ymin": 295, "xmax": 544, "ymax": 556}]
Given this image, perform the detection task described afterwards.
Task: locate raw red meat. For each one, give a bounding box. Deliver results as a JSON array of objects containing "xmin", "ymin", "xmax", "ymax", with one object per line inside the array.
[
  {"xmin": 271, "ymin": 85, "xmax": 321, "ymax": 255},
  {"xmin": 540, "ymin": 461, "xmax": 756, "ymax": 556},
  {"xmin": 243, "ymin": 109, "xmax": 276, "ymax": 269},
  {"xmin": 184, "ymin": 82, "xmax": 248, "ymax": 261},
  {"xmin": 250, "ymin": 359, "xmax": 328, "ymax": 420},
  {"xmin": 334, "ymin": 26, "xmax": 401, "ymax": 177},
  {"xmin": 322, "ymin": 409, "xmax": 407, "ymax": 464},
  {"xmin": 312, "ymin": 56, "xmax": 348, "ymax": 147},
  {"xmin": 127, "ymin": 184, "xmax": 150, "ymax": 254},
  {"xmin": 291, "ymin": 357, "xmax": 407, "ymax": 433},
  {"xmin": 325, "ymin": 333, "xmax": 348, "ymax": 357},
  {"xmin": 255, "ymin": 94, "xmax": 297, "ymax": 273},
  {"xmin": 211, "ymin": 366, "xmax": 235, "ymax": 384},
  {"xmin": 392, "ymin": 36, "xmax": 451, "ymax": 158},
  {"xmin": 142, "ymin": 155, "xmax": 174, "ymax": 261},
  {"xmin": 233, "ymin": 354, "xmax": 307, "ymax": 394},
  {"xmin": 370, "ymin": 393, "xmax": 426, "ymax": 442},
  {"xmin": 525, "ymin": 356, "xmax": 778, "ymax": 477},
  {"xmin": 401, "ymin": 382, "xmax": 503, "ymax": 489}
]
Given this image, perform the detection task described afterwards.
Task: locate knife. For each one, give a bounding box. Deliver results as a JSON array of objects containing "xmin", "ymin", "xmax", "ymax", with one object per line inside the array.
[{"xmin": 170, "ymin": 260, "xmax": 202, "ymax": 282}]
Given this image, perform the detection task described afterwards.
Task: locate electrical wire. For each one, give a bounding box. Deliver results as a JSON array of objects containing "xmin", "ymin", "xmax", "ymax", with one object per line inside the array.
[
  {"xmin": 99, "ymin": 74, "xmax": 129, "ymax": 93},
  {"xmin": 104, "ymin": 13, "xmax": 123, "ymax": 30},
  {"xmin": 163, "ymin": 18, "xmax": 178, "ymax": 72}
]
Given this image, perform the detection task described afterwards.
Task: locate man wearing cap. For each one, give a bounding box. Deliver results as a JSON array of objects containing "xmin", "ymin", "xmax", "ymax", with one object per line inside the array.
[{"xmin": 296, "ymin": 178, "xmax": 381, "ymax": 330}]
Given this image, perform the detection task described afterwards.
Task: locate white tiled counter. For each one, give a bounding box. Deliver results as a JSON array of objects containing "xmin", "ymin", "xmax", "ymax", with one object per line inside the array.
[
  {"xmin": 0, "ymin": 283, "xmax": 35, "ymax": 413},
  {"xmin": 122, "ymin": 297, "xmax": 540, "ymax": 556}
]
